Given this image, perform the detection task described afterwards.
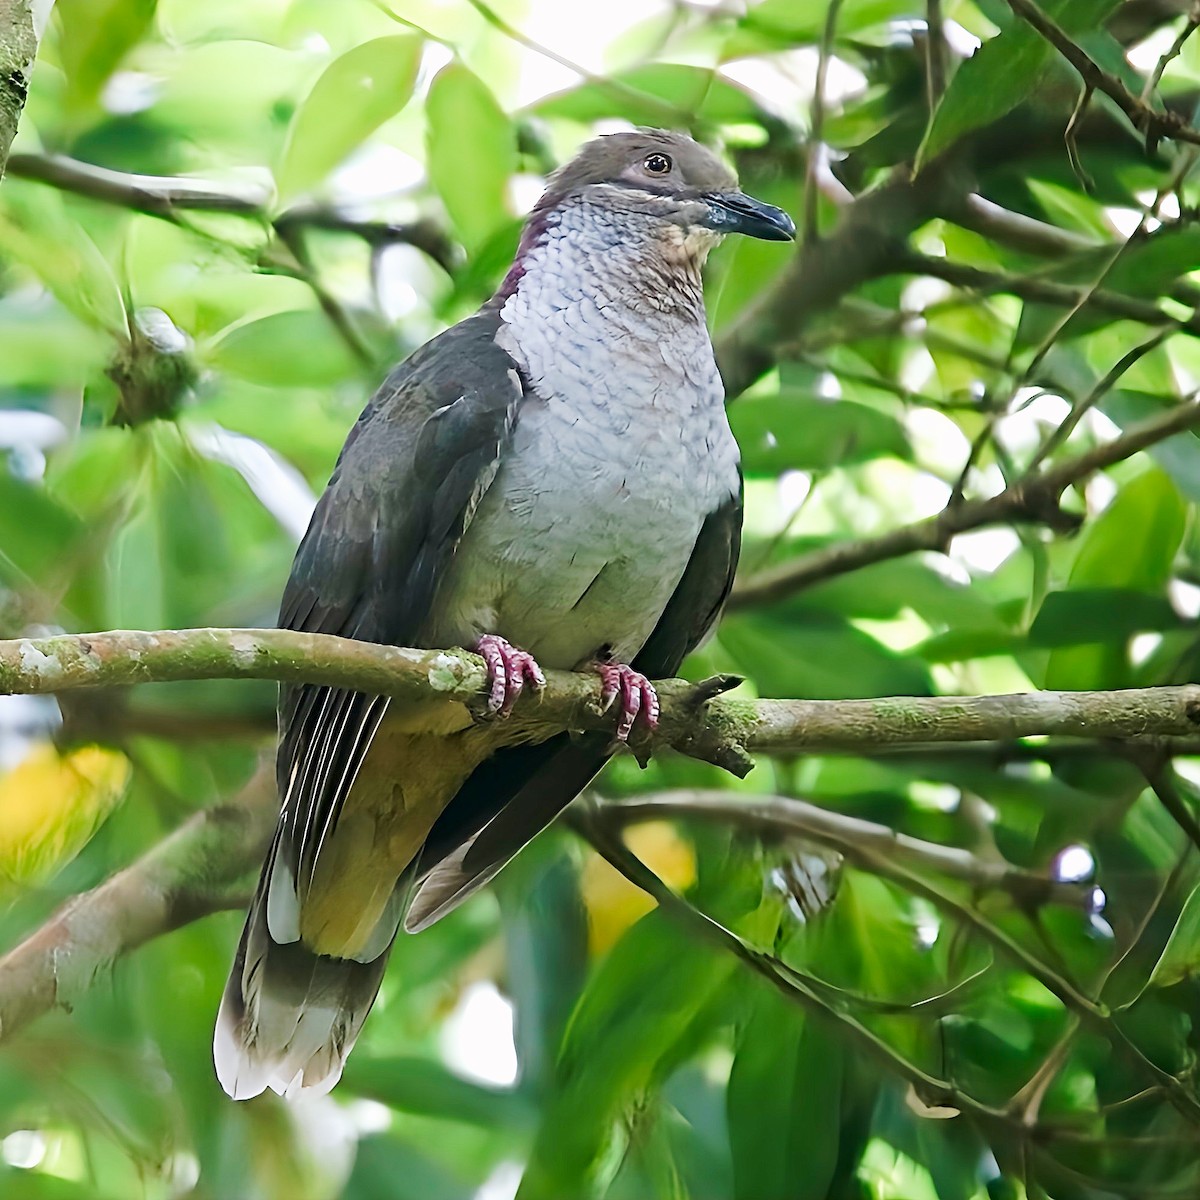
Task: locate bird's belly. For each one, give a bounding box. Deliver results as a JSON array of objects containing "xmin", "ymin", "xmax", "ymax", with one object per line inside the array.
[{"xmin": 425, "ymin": 399, "xmax": 736, "ymax": 669}]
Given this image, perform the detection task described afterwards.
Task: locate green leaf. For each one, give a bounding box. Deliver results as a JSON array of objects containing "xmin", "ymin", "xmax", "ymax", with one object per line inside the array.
[
  {"xmin": 0, "ymin": 308, "xmax": 109, "ymax": 388},
  {"xmin": 1029, "ymin": 588, "xmax": 1182, "ymax": 646},
  {"xmin": 496, "ymin": 842, "xmax": 589, "ymax": 1091},
  {"xmin": 0, "ymin": 186, "xmax": 126, "ymax": 336},
  {"xmin": 607, "ymin": 1103, "xmax": 690, "ymax": 1200},
  {"xmin": 426, "ymin": 63, "xmax": 516, "ymax": 253},
  {"xmin": 517, "ymin": 913, "xmax": 735, "ymax": 1200},
  {"xmin": 917, "ymin": 0, "xmax": 1123, "ymax": 167},
  {"xmin": 1151, "ymin": 883, "xmax": 1200, "ymax": 988},
  {"xmin": 720, "ymin": 610, "xmax": 933, "ymax": 699},
  {"xmin": 345, "ymin": 1133, "xmax": 476, "ymax": 1200},
  {"xmin": 54, "ymin": 0, "xmax": 157, "ymax": 114},
  {"xmin": 340, "ymin": 1056, "xmax": 532, "ymax": 1128},
  {"xmin": 1044, "ymin": 468, "xmax": 1186, "ymax": 690},
  {"xmin": 1061, "ymin": 468, "xmax": 1185, "ymax": 590},
  {"xmin": 534, "ymin": 64, "xmax": 761, "ymax": 126},
  {"xmin": 737, "ymin": 0, "xmax": 917, "ymax": 43},
  {"xmin": 206, "ymin": 309, "xmax": 360, "ymax": 386},
  {"xmin": 1, "ymin": 1167, "xmax": 108, "ymax": 1199},
  {"xmin": 727, "ymin": 989, "xmax": 843, "ymax": 1200},
  {"xmin": 918, "ymin": 626, "xmax": 1025, "ymax": 663},
  {"xmin": 730, "ymin": 391, "xmax": 911, "ymax": 474},
  {"xmin": 276, "ymin": 35, "xmax": 423, "ymax": 202},
  {"xmin": 0, "ymin": 474, "xmax": 86, "ymax": 587}
]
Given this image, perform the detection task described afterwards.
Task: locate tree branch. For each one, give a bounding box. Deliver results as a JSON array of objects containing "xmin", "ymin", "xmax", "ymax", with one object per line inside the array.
[
  {"xmin": 730, "ymin": 395, "xmax": 1200, "ymax": 608},
  {"xmin": 0, "ymin": 0, "xmax": 43, "ymax": 180},
  {"xmin": 4, "ymin": 152, "xmax": 459, "ymax": 274},
  {"xmin": 1004, "ymin": 0, "xmax": 1200, "ymax": 149},
  {"xmin": 898, "ymin": 249, "xmax": 1200, "ymax": 334},
  {"xmin": 942, "ymin": 193, "xmax": 1097, "ymax": 257},
  {"xmin": 0, "ymin": 764, "xmax": 275, "ymax": 1042},
  {"xmin": 4, "ymin": 629, "xmax": 1200, "ymax": 773},
  {"xmin": 597, "ymin": 789, "xmax": 1090, "ymax": 909},
  {"xmin": 714, "ymin": 160, "xmax": 966, "ymax": 398}
]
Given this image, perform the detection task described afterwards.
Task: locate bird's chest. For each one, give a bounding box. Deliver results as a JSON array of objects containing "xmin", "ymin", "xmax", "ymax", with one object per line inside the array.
[{"xmin": 428, "ymin": 311, "xmax": 738, "ymax": 668}]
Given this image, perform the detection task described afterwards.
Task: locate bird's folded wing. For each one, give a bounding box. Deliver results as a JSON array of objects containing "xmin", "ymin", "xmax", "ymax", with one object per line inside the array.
[{"xmin": 273, "ymin": 312, "xmax": 525, "ymax": 919}]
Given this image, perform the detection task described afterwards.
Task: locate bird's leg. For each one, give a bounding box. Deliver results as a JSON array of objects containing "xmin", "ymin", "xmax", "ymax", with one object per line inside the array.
[
  {"xmin": 474, "ymin": 634, "xmax": 546, "ymax": 716},
  {"xmin": 593, "ymin": 660, "xmax": 660, "ymax": 742}
]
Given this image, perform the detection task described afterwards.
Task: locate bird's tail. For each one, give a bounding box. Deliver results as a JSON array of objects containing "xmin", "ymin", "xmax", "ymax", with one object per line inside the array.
[{"xmin": 213, "ymin": 833, "xmax": 399, "ymax": 1100}]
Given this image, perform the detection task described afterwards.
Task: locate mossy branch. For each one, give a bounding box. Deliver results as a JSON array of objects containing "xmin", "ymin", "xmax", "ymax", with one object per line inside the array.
[
  {"xmin": 0, "ymin": 0, "xmax": 40, "ymax": 179},
  {"xmin": 4, "ymin": 629, "xmax": 1200, "ymax": 779}
]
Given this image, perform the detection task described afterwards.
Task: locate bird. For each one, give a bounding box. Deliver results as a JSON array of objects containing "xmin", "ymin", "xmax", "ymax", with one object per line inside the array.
[{"xmin": 214, "ymin": 128, "xmax": 795, "ymax": 1099}]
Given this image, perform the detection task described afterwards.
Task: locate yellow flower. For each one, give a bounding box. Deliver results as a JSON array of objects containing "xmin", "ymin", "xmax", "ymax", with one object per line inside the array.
[
  {"xmin": 0, "ymin": 744, "xmax": 131, "ymax": 894},
  {"xmin": 581, "ymin": 821, "xmax": 695, "ymax": 956}
]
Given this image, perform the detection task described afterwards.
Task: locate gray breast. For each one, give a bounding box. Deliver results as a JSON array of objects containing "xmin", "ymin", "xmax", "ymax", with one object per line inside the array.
[{"xmin": 424, "ymin": 201, "xmax": 741, "ymax": 670}]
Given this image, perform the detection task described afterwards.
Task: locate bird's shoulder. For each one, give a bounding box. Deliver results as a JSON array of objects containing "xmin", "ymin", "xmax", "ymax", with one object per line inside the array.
[
  {"xmin": 337, "ymin": 308, "xmax": 523, "ymax": 478},
  {"xmin": 280, "ymin": 309, "xmax": 525, "ymax": 639}
]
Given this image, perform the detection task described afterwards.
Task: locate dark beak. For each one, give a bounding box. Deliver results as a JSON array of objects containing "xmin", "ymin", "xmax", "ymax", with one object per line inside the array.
[{"xmin": 703, "ymin": 191, "xmax": 796, "ymax": 241}]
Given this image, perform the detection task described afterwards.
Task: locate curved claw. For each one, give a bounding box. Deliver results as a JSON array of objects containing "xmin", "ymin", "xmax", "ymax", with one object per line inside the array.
[
  {"xmin": 474, "ymin": 634, "xmax": 546, "ymax": 716},
  {"xmin": 593, "ymin": 662, "xmax": 659, "ymax": 742}
]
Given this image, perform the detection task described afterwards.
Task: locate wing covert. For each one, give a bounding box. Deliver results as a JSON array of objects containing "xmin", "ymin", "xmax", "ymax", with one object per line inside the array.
[{"xmin": 274, "ymin": 312, "xmax": 525, "ymax": 918}]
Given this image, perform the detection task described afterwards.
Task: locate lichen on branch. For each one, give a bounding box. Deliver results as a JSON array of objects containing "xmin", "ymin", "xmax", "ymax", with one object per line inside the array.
[{"xmin": 4, "ymin": 628, "xmax": 1200, "ymax": 780}]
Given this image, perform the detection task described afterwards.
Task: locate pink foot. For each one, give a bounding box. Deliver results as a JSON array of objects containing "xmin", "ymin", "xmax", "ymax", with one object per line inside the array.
[
  {"xmin": 474, "ymin": 634, "xmax": 545, "ymax": 716},
  {"xmin": 594, "ymin": 662, "xmax": 660, "ymax": 742}
]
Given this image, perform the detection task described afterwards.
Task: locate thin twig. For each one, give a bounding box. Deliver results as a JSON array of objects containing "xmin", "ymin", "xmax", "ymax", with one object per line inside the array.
[
  {"xmin": 274, "ymin": 221, "xmax": 376, "ymax": 368},
  {"xmin": 1136, "ymin": 752, "xmax": 1200, "ymax": 855},
  {"xmin": 598, "ymin": 790, "xmax": 1089, "ymax": 909},
  {"xmin": 925, "ymin": 0, "xmax": 947, "ymax": 108},
  {"xmin": 899, "ymin": 250, "xmax": 1200, "ymax": 335},
  {"xmin": 949, "ymin": 415, "xmax": 1000, "ymax": 508},
  {"xmin": 5, "ymin": 153, "xmax": 460, "ymax": 274},
  {"xmin": 1009, "ymin": 1016, "xmax": 1080, "ymax": 1125},
  {"xmin": 1065, "ymin": 84, "xmax": 1095, "ymax": 192},
  {"xmin": 1025, "ymin": 328, "xmax": 1175, "ymax": 472},
  {"xmin": 1142, "ymin": 4, "xmax": 1200, "ymax": 103},
  {"xmin": 731, "ymin": 396, "xmax": 1200, "ymax": 607},
  {"xmin": 804, "ymin": 0, "xmax": 843, "ymax": 245},
  {"xmin": 1003, "ymin": 0, "xmax": 1200, "ymax": 149}
]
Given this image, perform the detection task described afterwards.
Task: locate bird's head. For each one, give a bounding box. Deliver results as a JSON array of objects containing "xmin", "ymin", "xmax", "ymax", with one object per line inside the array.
[{"xmin": 533, "ymin": 129, "xmax": 796, "ymax": 256}]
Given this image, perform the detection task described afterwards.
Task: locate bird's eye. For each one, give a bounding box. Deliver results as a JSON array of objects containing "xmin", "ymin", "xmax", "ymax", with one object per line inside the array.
[{"xmin": 643, "ymin": 153, "xmax": 672, "ymax": 176}]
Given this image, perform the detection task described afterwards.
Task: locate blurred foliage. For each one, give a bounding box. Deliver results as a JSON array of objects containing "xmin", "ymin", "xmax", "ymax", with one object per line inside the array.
[{"xmin": 5, "ymin": 0, "xmax": 1200, "ymax": 1197}]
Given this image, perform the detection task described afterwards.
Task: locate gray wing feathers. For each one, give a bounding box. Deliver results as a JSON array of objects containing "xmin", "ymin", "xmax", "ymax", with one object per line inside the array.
[
  {"xmin": 217, "ymin": 314, "xmax": 525, "ymax": 1099},
  {"xmin": 273, "ymin": 315, "xmax": 524, "ymax": 910}
]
